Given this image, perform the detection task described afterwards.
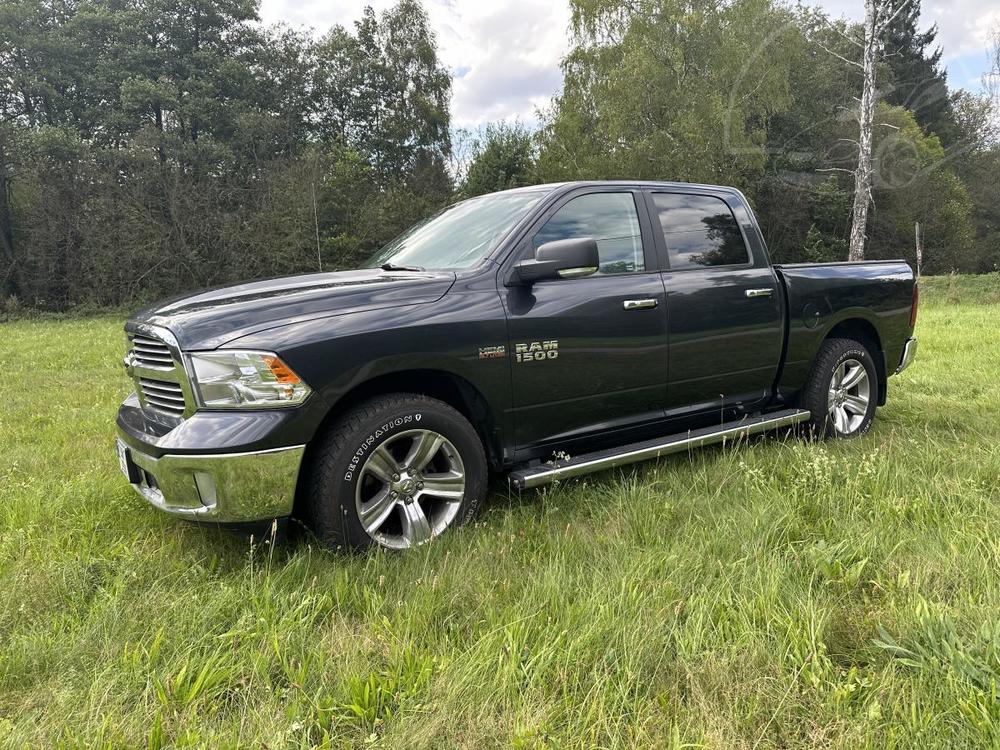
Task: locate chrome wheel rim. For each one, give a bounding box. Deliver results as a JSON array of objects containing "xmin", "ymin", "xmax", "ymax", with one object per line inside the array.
[
  {"xmin": 354, "ymin": 429, "xmax": 465, "ymax": 549},
  {"xmin": 828, "ymin": 358, "xmax": 871, "ymax": 435}
]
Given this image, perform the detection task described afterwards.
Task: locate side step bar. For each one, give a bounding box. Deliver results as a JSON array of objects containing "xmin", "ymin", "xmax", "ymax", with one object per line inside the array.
[{"xmin": 509, "ymin": 408, "xmax": 811, "ymax": 489}]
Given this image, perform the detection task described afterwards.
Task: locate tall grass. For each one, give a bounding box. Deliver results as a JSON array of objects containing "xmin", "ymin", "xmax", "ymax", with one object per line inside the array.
[{"xmin": 0, "ymin": 274, "xmax": 998, "ymax": 748}]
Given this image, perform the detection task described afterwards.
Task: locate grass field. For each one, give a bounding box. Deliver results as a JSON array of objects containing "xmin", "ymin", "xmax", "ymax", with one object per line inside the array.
[{"xmin": 1, "ymin": 274, "xmax": 998, "ymax": 749}]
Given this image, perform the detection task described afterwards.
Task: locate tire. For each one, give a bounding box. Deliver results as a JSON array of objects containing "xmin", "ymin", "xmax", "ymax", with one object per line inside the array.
[
  {"xmin": 305, "ymin": 393, "xmax": 487, "ymax": 551},
  {"xmin": 799, "ymin": 337, "xmax": 879, "ymax": 440}
]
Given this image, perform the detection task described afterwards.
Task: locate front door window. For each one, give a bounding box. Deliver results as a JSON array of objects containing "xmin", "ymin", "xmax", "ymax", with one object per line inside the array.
[{"xmin": 532, "ymin": 192, "xmax": 645, "ymax": 275}]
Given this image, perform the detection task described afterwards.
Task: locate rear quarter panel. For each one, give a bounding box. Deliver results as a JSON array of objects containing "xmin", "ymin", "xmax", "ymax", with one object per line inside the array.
[{"xmin": 775, "ymin": 261, "xmax": 915, "ymax": 398}]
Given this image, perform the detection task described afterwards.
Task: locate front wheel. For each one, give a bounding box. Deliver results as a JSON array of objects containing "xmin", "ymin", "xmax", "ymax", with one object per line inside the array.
[
  {"xmin": 799, "ymin": 337, "xmax": 879, "ymax": 439},
  {"xmin": 305, "ymin": 394, "xmax": 487, "ymax": 551}
]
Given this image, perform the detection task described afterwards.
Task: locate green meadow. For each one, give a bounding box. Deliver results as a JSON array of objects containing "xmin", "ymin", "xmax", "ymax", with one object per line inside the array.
[{"xmin": 1, "ymin": 274, "xmax": 998, "ymax": 748}]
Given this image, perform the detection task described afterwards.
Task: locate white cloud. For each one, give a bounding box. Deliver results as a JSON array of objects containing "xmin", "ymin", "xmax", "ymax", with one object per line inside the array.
[
  {"xmin": 258, "ymin": 0, "xmax": 570, "ymax": 127},
  {"xmin": 431, "ymin": 0, "xmax": 569, "ymax": 127},
  {"xmin": 258, "ymin": 0, "xmax": 996, "ymax": 128}
]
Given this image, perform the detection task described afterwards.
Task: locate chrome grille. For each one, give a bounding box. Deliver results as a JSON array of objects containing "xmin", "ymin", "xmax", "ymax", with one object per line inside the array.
[
  {"xmin": 130, "ymin": 334, "xmax": 174, "ymax": 369},
  {"xmin": 139, "ymin": 378, "xmax": 186, "ymax": 416},
  {"xmin": 125, "ymin": 328, "xmax": 192, "ymax": 420}
]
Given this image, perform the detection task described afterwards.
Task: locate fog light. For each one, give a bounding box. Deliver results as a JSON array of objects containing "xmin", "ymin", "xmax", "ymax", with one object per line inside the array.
[{"xmin": 194, "ymin": 472, "xmax": 218, "ymax": 508}]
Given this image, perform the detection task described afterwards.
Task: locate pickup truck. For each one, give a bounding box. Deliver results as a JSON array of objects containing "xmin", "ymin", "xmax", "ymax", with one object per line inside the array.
[{"xmin": 115, "ymin": 181, "xmax": 918, "ymax": 551}]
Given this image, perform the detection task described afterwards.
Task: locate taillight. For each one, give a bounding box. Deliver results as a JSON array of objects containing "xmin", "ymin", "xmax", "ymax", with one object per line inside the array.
[{"xmin": 909, "ymin": 284, "xmax": 919, "ymax": 328}]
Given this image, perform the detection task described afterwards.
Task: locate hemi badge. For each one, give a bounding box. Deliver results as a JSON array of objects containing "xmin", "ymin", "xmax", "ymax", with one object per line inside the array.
[{"xmin": 478, "ymin": 345, "xmax": 506, "ymax": 360}]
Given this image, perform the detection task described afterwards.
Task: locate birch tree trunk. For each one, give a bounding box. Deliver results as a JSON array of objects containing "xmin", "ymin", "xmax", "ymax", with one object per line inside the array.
[
  {"xmin": 847, "ymin": 0, "xmax": 881, "ymax": 262},
  {"xmin": 846, "ymin": 0, "xmax": 912, "ymax": 261}
]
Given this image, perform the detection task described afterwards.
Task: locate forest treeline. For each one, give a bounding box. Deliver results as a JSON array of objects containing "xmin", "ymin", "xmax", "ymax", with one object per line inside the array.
[{"xmin": 0, "ymin": 0, "xmax": 997, "ymax": 311}]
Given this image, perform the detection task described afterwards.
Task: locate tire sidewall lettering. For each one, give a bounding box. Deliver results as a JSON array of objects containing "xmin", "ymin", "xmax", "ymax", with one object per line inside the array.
[{"xmin": 343, "ymin": 413, "xmax": 422, "ymax": 482}]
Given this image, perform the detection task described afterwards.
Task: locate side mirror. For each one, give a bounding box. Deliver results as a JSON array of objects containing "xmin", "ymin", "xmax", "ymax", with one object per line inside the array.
[{"xmin": 512, "ymin": 237, "xmax": 600, "ymax": 284}]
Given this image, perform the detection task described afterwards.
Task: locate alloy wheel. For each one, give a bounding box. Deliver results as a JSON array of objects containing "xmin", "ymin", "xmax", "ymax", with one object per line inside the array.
[
  {"xmin": 827, "ymin": 358, "xmax": 871, "ymax": 435},
  {"xmin": 354, "ymin": 429, "xmax": 466, "ymax": 549}
]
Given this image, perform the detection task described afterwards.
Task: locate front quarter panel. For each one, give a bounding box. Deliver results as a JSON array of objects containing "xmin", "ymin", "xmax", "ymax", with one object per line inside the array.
[{"xmin": 225, "ymin": 272, "xmax": 512, "ymax": 455}]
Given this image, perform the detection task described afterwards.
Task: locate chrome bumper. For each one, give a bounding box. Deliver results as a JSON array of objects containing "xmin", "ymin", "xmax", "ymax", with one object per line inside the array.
[
  {"xmin": 895, "ymin": 337, "xmax": 917, "ymax": 374},
  {"xmin": 118, "ymin": 437, "xmax": 304, "ymax": 522}
]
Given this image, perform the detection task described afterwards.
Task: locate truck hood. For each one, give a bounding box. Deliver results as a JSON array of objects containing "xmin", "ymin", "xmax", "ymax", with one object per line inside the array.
[{"xmin": 127, "ymin": 269, "xmax": 457, "ymax": 350}]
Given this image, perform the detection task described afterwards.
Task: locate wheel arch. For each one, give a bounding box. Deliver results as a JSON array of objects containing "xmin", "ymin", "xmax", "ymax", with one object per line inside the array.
[
  {"xmin": 822, "ymin": 316, "xmax": 887, "ymax": 406},
  {"xmin": 294, "ymin": 368, "xmax": 501, "ymax": 519}
]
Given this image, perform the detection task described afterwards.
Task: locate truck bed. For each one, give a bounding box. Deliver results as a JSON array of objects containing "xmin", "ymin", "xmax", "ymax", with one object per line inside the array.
[{"xmin": 773, "ymin": 260, "xmax": 916, "ymax": 403}]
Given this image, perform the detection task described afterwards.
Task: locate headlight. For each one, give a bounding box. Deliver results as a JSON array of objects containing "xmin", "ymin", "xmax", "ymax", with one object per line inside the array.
[{"xmin": 188, "ymin": 350, "xmax": 312, "ymax": 409}]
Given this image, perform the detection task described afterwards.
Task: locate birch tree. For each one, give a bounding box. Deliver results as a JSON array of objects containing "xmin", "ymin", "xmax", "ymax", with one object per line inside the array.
[
  {"xmin": 986, "ymin": 26, "xmax": 1000, "ymax": 127},
  {"xmin": 847, "ymin": 0, "xmax": 912, "ymax": 261}
]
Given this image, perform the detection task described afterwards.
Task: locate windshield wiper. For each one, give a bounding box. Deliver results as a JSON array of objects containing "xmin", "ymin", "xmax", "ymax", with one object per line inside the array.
[{"xmin": 380, "ymin": 262, "xmax": 425, "ymax": 272}]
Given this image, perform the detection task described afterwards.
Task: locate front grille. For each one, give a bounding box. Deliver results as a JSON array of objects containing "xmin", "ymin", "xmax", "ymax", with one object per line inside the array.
[
  {"xmin": 130, "ymin": 334, "xmax": 174, "ymax": 369},
  {"xmin": 126, "ymin": 329, "xmax": 191, "ymax": 420},
  {"xmin": 139, "ymin": 377, "xmax": 187, "ymax": 416}
]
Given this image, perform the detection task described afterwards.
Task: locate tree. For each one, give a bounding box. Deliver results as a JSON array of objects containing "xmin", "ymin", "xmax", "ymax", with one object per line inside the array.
[
  {"xmin": 462, "ymin": 121, "xmax": 537, "ymax": 197},
  {"xmin": 750, "ymin": 8, "xmax": 860, "ymax": 263},
  {"xmin": 536, "ymin": 0, "xmax": 801, "ymax": 187},
  {"xmin": 983, "ymin": 25, "xmax": 1000, "ymax": 142},
  {"xmin": 315, "ymin": 0, "xmax": 451, "ymax": 191},
  {"xmin": 866, "ymin": 104, "xmax": 975, "ymax": 273},
  {"xmin": 956, "ymin": 147, "xmax": 1000, "ymax": 271},
  {"xmin": 0, "ymin": 128, "xmax": 16, "ymax": 298},
  {"xmin": 310, "ymin": 1, "xmax": 455, "ymax": 255},
  {"xmin": 882, "ymin": 1, "xmax": 956, "ymax": 145},
  {"xmin": 847, "ymin": 0, "xmax": 912, "ymax": 262},
  {"xmin": 0, "ymin": 0, "xmax": 456, "ymax": 311},
  {"xmin": 948, "ymin": 33, "xmax": 1000, "ymax": 273}
]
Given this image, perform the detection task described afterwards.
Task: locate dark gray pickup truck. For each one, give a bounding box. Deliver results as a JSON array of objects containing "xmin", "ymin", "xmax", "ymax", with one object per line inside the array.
[{"xmin": 116, "ymin": 181, "xmax": 918, "ymax": 551}]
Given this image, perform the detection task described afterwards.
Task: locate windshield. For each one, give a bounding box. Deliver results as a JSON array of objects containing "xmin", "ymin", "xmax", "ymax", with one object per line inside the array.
[{"xmin": 364, "ymin": 188, "xmax": 551, "ymax": 270}]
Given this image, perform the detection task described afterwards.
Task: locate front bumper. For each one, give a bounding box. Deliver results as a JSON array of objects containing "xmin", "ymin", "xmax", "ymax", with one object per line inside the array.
[
  {"xmin": 116, "ymin": 394, "xmax": 305, "ymax": 522},
  {"xmin": 895, "ymin": 337, "xmax": 918, "ymax": 374}
]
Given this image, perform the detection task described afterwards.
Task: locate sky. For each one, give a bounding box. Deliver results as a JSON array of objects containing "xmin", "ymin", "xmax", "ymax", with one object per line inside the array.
[{"xmin": 259, "ymin": 0, "xmax": 998, "ymax": 128}]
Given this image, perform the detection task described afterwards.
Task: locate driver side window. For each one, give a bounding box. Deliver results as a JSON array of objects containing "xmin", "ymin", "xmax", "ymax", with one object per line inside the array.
[{"xmin": 532, "ymin": 192, "xmax": 645, "ymax": 275}]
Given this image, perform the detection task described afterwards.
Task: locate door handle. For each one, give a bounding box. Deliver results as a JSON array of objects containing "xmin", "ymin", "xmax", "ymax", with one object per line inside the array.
[
  {"xmin": 623, "ymin": 298, "xmax": 658, "ymax": 310},
  {"xmin": 745, "ymin": 288, "xmax": 774, "ymax": 298}
]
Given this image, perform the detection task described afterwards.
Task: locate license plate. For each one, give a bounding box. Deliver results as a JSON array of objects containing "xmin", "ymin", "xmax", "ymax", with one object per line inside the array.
[{"xmin": 116, "ymin": 439, "xmax": 134, "ymax": 482}]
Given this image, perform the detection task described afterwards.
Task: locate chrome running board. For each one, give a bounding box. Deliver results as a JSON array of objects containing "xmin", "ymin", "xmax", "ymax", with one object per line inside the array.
[{"xmin": 509, "ymin": 408, "xmax": 811, "ymax": 489}]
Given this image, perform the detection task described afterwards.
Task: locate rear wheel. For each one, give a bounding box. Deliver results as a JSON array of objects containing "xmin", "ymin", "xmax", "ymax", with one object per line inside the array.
[
  {"xmin": 305, "ymin": 394, "xmax": 487, "ymax": 551},
  {"xmin": 799, "ymin": 338, "xmax": 878, "ymax": 439}
]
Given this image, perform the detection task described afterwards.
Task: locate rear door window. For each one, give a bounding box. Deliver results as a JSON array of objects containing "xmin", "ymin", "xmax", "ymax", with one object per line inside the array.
[{"xmin": 651, "ymin": 193, "xmax": 750, "ymax": 269}]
